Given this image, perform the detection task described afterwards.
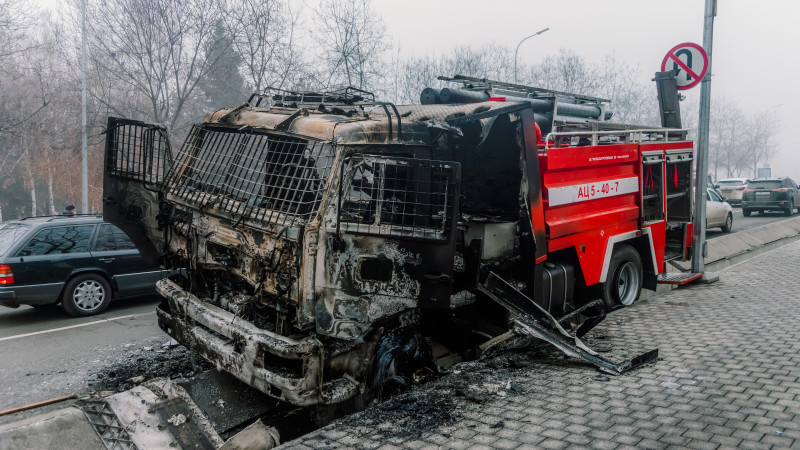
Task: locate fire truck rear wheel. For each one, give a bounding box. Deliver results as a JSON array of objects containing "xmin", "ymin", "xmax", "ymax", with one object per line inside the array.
[{"xmin": 602, "ymin": 245, "xmax": 643, "ymax": 308}]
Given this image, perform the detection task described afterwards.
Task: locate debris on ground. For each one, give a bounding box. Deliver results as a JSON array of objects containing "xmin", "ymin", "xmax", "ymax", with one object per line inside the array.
[
  {"xmin": 84, "ymin": 337, "xmax": 211, "ymax": 395},
  {"xmin": 331, "ymin": 348, "xmax": 542, "ymax": 440}
]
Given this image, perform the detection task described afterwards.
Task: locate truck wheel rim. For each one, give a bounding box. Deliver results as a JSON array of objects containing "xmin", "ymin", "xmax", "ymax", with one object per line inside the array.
[
  {"xmin": 74, "ymin": 280, "xmax": 105, "ymax": 310},
  {"xmin": 616, "ymin": 262, "xmax": 639, "ymax": 306}
]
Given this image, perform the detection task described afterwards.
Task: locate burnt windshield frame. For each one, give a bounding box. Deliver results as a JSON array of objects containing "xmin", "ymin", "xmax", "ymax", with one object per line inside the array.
[{"xmin": 167, "ymin": 125, "xmax": 335, "ymax": 228}]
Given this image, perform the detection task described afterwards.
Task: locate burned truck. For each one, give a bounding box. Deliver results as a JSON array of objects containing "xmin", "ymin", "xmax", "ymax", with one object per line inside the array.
[{"xmin": 103, "ymin": 75, "xmax": 694, "ymax": 407}]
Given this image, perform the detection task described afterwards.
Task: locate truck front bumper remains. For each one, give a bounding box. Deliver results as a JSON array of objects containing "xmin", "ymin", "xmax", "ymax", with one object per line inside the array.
[{"xmin": 155, "ymin": 279, "xmax": 360, "ymax": 406}]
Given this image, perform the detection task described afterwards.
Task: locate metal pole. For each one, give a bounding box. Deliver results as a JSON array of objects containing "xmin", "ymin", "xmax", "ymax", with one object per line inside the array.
[
  {"xmin": 81, "ymin": 0, "xmax": 88, "ymax": 214},
  {"xmin": 691, "ymin": 0, "xmax": 716, "ymax": 274},
  {"xmin": 514, "ymin": 28, "xmax": 549, "ymax": 84}
]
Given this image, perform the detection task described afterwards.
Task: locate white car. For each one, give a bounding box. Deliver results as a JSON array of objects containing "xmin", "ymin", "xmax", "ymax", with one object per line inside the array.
[
  {"xmin": 716, "ymin": 178, "xmax": 750, "ymax": 205},
  {"xmin": 707, "ymin": 189, "xmax": 733, "ymax": 232}
]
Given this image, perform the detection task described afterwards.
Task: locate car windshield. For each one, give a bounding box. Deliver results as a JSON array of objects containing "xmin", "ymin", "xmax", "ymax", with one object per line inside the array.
[
  {"xmin": 0, "ymin": 223, "xmax": 31, "ymax": 257},
  {"xmin": 748, "ymin": 181, "xmax": 781, "ymax": 189},
  {"xmin": 718, "ymin": 180, "xmax": 744, "ymax": 186}
]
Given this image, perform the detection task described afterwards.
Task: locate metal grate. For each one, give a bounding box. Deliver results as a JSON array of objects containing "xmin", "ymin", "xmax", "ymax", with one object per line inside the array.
[
  {"xmin": 167, "ymin": 126, "xmax": 335, "ymax": 227},
  {"xmin": 105, "ymin": 117, "xmax": 172, "ymax": 189},
  {"xmin": 339, "ymin": 155, "xmax": 458, "ymax": 240},
  {"xmin": 657, "ymin": 272, "xmax": 702, "ymax": 285},
  {"xmin": 81, "ymin": 398, "xmax": 136, "ymax": 450}
]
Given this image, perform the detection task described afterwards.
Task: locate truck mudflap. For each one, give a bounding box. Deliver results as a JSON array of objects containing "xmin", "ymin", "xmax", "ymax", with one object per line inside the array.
[
  {"xmin": 155, "ymin": 279, "xmax": 360, "ymax": 406},
  {"xmin": 477, "ymin": 272, "xmax": 658, "ymax": 375}
]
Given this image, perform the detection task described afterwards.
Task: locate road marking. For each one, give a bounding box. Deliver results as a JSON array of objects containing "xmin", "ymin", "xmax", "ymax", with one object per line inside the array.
[{"xmin": 0, "ymin": 311, "xmax": 156, "ymax": 342}]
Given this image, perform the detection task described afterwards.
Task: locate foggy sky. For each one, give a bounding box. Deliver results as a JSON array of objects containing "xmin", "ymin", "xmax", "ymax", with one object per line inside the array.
[{"xmin": 375, "ymin": 0, "xmax": 800, "ymax": 180}]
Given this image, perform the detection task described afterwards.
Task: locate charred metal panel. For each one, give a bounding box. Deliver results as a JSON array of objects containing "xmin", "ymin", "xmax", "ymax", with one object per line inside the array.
[
  {"xmin": 520, "ymin": 108, "xmax": 547, "ymax": 263},
  {"xmin": 316, "ymin": 237, "xmax": 423, "ymax": 339},
  {"xmin": 312, "ymin": 155, "xmax": 461, "ymax": 340},
  {"xmin": 178, "ymin": 213, "xmax": 302, "ymax": 303},
  {"xmin": 156, "ymin": 279, "xmax": 362, "ymax": 406},
  {"xmin": 452, "ymin": 113, "xmax": 523, "ymax": 220},
  {"xmin": 103, "ymin": 117, "xmax": 173, "ymax": 265}
]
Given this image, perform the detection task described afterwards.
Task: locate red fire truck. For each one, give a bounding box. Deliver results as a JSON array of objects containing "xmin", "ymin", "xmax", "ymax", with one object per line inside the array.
[{"xmin": 103, "ymin": 75, "xmax": 694, "ymax": 406}]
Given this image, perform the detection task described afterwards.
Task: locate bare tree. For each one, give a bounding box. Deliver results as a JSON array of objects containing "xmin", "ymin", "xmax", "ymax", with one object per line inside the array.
[
  {"xmin": 709, "ymin": 95, "xmax": 743, "ymax": 179},
  {"xmin": 389, "ymin": 44, "xmax": 515, "ymax": 104},
  {"xmin": 0, "ymin": 0, "xmax": 38, "ymax": 60},
  {"xmin": 80, "ymin": 0, "xmax": 227, "ymax": 131},
  {"xmin": 524, "ymin": 49, "xmax": 602, "ymax": 95},
  {"xmin": 224, "ymin": 0, "xmax": 300, "ymax": 93},
  {"xmin": 744, "ymin": 109, "xmax": 781, "ymax": 178},
  {"xmin": 312, "ymin": 0, "xmax": 388, "ymax": 90}
]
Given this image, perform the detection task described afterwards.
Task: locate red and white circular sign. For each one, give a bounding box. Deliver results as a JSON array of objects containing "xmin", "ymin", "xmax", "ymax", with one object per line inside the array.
[{"xmin": 661, "ymin": 42, "xmax": 709, "ymax": 90}]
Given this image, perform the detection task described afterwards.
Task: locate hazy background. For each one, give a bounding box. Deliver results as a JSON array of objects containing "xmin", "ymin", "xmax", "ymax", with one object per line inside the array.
[
  {"xmin": 375, "ymin": 0, "xmax": 799, "ymax": 178},
  {"xmin": 0, "ymin": 0, "xmax": 795, "ymax": 220}
]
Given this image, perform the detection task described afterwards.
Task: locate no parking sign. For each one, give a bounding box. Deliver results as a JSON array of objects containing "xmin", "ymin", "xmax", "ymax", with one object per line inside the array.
[{"xmin": 661, "ymin": 43, "xmax": 709, "ymax": 90}]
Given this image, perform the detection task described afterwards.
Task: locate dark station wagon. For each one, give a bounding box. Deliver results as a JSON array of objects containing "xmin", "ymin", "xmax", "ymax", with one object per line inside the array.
[
  {"xmin": 0, "ymin": 215, "xmax": 169, "ymax": 316},
  {"xmin": 741, "ymin": 177, "xmax": 800, "ymax": 217}
]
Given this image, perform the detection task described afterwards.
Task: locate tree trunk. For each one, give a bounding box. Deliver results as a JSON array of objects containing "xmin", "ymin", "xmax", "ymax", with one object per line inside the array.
[
  {"xmin": 48, "ymin": 170, "xmax": 56, "ymax": 215},
  {"xmin": 30, "ymin": 183, "xmax": 37, "ymax": 217}
]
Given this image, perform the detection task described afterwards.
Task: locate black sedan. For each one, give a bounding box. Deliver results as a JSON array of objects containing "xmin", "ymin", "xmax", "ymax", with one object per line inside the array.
[
  {"xmin": 0, "ymin": 215, "xmax": 168, "ymax": 316},
  {"xmin": 741, "ymin": 177, "xmax": 800, "ymax": 217}
]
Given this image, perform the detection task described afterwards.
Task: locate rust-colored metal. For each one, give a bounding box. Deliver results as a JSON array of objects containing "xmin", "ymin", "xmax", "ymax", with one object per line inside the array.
[{"xmin": 0, "ymin": 394, "xmax": 77, "ymax": 417}]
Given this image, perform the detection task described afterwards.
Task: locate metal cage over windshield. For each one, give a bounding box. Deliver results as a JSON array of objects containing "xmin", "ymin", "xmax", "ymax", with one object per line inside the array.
[{"xmin": 166, "ymin": 126, "xmax": 335, "ymax": 227}]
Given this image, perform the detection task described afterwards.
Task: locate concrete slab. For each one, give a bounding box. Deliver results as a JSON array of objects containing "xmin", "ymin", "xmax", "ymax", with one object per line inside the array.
[
  {"xmin": 0, "ymin": 407, "xmax": 104, "ymax": 450},
  {"xmin": 672, "ymin": 215, "xmax": 800, "ymax": 273},
  {"xmin": 104, "ymin": 380, "xmax": 224, "ymax": 449}
]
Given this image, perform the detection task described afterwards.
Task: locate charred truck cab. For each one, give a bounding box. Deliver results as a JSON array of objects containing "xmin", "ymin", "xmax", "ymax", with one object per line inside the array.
[{"xmin": 104, "ymin": 76, "xmax": 692, "ymax": 407}]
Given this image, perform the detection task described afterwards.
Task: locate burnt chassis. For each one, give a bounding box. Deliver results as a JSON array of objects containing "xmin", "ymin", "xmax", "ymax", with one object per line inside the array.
[
  {"xmin": 156, "ymin": 279, "xmax": 365, "ymax": 406},
  {"xmin": 104, "ymin": 99, "xmax": 654, "ymax": 408}
]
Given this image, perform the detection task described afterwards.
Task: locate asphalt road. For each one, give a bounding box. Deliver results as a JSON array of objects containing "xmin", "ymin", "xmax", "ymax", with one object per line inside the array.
[
  {"xmin": 706, "ymin": 204, "xmax": 794, "ymax": 239},
  {"xmin": 0, "ymin": 295, "xmax": 165, "ymax": 413}
]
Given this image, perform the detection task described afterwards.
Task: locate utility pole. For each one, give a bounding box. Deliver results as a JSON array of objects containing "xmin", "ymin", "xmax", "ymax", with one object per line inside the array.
[
  {"xmin": 691, "ymin": 0, "xmax": 716, "ymax": 275},
  {"xmin": 81, "ymin": 0, "xmax": 88, "ymax": 214}
]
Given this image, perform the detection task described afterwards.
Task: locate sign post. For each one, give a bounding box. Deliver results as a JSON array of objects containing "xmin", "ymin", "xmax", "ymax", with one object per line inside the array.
[
  {"xmin": 690, "ymin": 0, "xmax": 716, "ymax": 278},
  {"xmin": 660, "ymin": 5, "xmax": 714, "ymax": 278}
]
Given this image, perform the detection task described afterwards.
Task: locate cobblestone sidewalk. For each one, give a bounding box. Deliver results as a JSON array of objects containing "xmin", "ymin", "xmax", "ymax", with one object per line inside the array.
[{"xmin": 282, "ymin": 241, "xmax": 800, "ymax": 449}]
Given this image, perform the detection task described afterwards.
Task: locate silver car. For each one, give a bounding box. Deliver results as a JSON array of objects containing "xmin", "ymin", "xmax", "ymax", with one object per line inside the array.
[
  {"xmin": 716, "ymin": 178, "xmax": 750, "ymax": 205},
  {"xmin": 707, "ymin": 189, "xmax": 733, "ymax": 232}
]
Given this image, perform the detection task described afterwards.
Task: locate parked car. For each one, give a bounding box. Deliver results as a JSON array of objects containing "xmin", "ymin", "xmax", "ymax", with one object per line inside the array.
[
  {"xmin": 706, "ymin": 189, "xmax": 733, "ymax": 232},
  {"xmin": 741, "ymin": 177, "xmax": 800, "ymax": 217},
  {"xmin": 715, "ymin": 178, "xmax": 750, "ymax": 205},
  {"xmin": 0, "ymin": 215, "xmax": 169, "ymax": 316}
]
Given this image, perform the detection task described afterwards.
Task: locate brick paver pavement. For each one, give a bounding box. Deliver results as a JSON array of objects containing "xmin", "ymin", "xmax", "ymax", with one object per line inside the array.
[{"xmin": 281, "ymin": 241, "xmax": 800, "ymax": 449}]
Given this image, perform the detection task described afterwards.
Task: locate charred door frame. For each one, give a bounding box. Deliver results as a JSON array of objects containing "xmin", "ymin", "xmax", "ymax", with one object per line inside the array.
[
  {"xmin": 334, "ymin": 154, "xmax": 462, "ymax": 306},
  {"xmin": 103, "ymin": 117, "xmax": 173, "ymax": 265}
]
